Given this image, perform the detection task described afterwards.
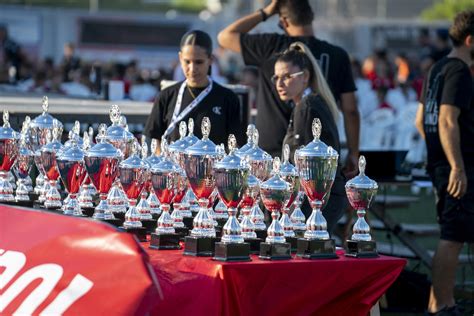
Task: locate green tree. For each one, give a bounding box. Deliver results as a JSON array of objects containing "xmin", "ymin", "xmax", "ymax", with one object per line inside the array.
[{"xmin": 421, "ymin": 0, "xmax": 474, "ymax": 21}]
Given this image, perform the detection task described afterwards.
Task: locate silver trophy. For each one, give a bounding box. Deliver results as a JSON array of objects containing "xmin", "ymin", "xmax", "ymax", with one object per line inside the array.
[
  {"xmin": 84, "ymin": 124, "xmax": 121, "ymax": 221},
  {"xmin": 105, "ymin": 105, "xmax": 134, "ymax": 159},
  {"xmin": 279, "ymin": 144, "xmax": 299, "ymax": 248},
  {"xmin": 345, "ymin": 156, "xmax": 379, "ymax": 258},
  {"xmin": 0, "ymin": 110, "xmax": 19, "ymax": 202},
  {"xmin": 136, "ymin": 136, "xmax": 152, "ymax": 221},
  {"xmin": 213, "ymin": 135, "xmax": 251, "ymax": 261},
  {"xmin": 170, "ymin": 166, "xmax": 188, "ymax": 233},
  {"xmin": 145, "ymin": 138, "xmax": 162, "ymax": 216},
  {"xmin": 29, "ymin": 96, "xmax": 64, "ymax": 152},
  {"xmin": 40, "ymin": 120, "xmax": 64, "ymax": 209},
  {"xmin": 77, "ymin": 131, "xmax": 94, "ymax": 209},
  {"xmin": 183, "ymin": 117, "xmax": 220, "ymax": 256},
  {"xmin": 182, "ymin": 118, "xmax": 201, "ymax": 214},
  {"xmin": 14, "ymin": 118, "xmax": 34, "ymax": 202},
  {"xmin": 235, "ymin": 124, "xmax": 256, "ymax": 158},
  {"xmin": 290, "ymin": 189, "xmax": 307, "ymax": 232},
  {"xmin": 149, "ymin": 139, "xmax": 181, "ymax": 249},
  {"xmin": 259, "ymin": 157, "xmax": 292, "ymax": 260},
  {"xmin": 56, "ymin": 132, "xmax": 87, "ymax": 216},
  {"xmin": 118, "ymin": 141, "xmax": 148, "ymax": 241},
  {"xmin": 239, "ymin": 172, "xmax": 259, "ymax": 240},
  {"xmin": 295, "ymin": 118, "xmax": 338, "ymax": 259}
]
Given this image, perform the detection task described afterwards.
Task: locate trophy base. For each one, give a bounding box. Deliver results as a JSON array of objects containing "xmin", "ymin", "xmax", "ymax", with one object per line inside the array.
[
  {"xmin": 66, "ymin": 213, "xmax": 88, "ymax": 218},
  {"xmin": 296, "ymin": 238, "xmax": 338, "ymax": 259},
  {"xmin": 118, "ymin": 226, "xmax": 147, "ymax": 242},
  {"xmin": 174, "ymin": 227, "xmax": 189, "ymax": 240},
  {"xmin": 244, "ymin": 237, "xmax": 262, "ymax": 254},
  {"xmin": 255, "ymin": 230, "xmax": 267, "ymax": 241},
  {"xmin": 141, "ymin": 219, "xmax": 157, "ymax": 233},
  {"xmin": 33, "ymin": 200, "xmax": 44, "ymax": 209},
  {"xmin": 345, "ymin": 240, "xmax": 379, "ymax": 258},
  {"xmin": 113, "ymin": 212, "xmax": 126, "ymax": 221},
  {"xmin": 286, "ymin": 236, "xmax": 298, "ymax": 252},
  {"xmin": 149, "ymin": 233, "xmax": 181, "ymax": 250},
  {"xmin": 182, "ymin": 217, "xmax": 194, "ymax": 230},
  {"xmin": 81, "ymin": 207, "xmax": 95, "ymax": 217},
  {"xmin": 184, "ymin": 236, "xmax": 217, "ymax": 257},
  {"xmin": 294, "ymin": 229, "xmax": 306, "ymax": 238},
  {"xmin": 213, "ymin": 242, "xmax": 251, "ymax": 262},
  {"xmin": 259, "ymin": 242, "xmax": 292, "ymax": 260},
  {"xmin": 101, "ymin": 218, "xmax": 123, "ymax": 227},
  {"xmin": 215, "ymin": 226, "xmax": 222, "ymax": 238}
]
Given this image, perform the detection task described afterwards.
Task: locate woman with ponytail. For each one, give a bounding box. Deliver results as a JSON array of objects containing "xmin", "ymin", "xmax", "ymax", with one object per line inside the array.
[{"xmin": 274, "ymin": 41, "xmax": 347, "ymax": 234}]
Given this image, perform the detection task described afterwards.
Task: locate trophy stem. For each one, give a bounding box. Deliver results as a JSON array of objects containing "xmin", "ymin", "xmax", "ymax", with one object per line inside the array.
[
  {"xmin": 266, "ymin": 210, "xmax": 286, "ymax": 243},
  {"xmin": 67, "ymin": 194, "xmax": 83, "ymax": 216},
  {"xmin": 221, "ymin": 207, "xmax": 244, "ymax": 243},
  {"xmin": 15, "ymin": 178, "xmax": 30, "ymax": 202},
  {"xmin": 352, "ymin": 209, "xmax": 372, "ymax": 241},
  {"xmin": 240, "ymin": 206, "xmax": 257, "ymax": 239},
  {"xmin": 93, "ymin": 193, "xmax": 110, "ymax": 219},
  {"xmin": 156, "ymin": 204, "xmax": 175, "ymax": 234},
  {"xmin": 280, "ymin": 207, "xmax": 295, "ymax": 238},
  {"xmin": 191, "ymin": 198, "xmax": 216, "ymax": 238},
  {"xmin": 0, "ymin": 171, "xmax": 15, "ymax": 202},
  {"xmin": 290, "ymin": 199, "xmax": 307, "ymax": 231},
  {"xmin": 170, "ymin": 203, "xmax": 184, "ymax": 228},
  {"xmin": 249, "ymin": 201, "xmax": 266, "ymax": 231},
  {"xmin": 38, "ymin": 177, "xmax": 50, "ymax": 203},
  {"xmin": 44, "ymin": 179, "xmax": 62, "ymax": 209},
  {"xmin": 123, "ymin": 199, "xmax": 143, "ymax": 228},
  {"xmin": 304, "ymin": 200, "xmax": 329, "ymax": 240},
  {"xmin": 34, "ymin": 173, "xmax": 44, "ymax": 194}
]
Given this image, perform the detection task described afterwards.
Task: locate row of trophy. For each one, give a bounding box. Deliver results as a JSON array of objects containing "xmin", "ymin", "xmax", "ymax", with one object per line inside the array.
[{"xmin": 0, "ymin": 96, "xmax": 380, "ymax": 261}]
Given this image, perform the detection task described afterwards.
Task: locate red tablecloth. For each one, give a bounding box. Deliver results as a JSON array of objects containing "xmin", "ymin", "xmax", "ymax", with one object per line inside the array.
[{"xmin": 145, "ymin": 243, "xmax": 406, "ymax": 316}]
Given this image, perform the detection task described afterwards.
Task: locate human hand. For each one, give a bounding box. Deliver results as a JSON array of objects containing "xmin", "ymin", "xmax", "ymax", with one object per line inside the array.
[
  {"xmin": 263, "ymin": 0, "xmax": 279, "ymax": 17},
  {"xmin": 447, "ymin": 168, "xmax": 467, "ymax": 199},
  {"xmin": 342, "ymin": 153, "xmax": 359, "ymax": 178}
]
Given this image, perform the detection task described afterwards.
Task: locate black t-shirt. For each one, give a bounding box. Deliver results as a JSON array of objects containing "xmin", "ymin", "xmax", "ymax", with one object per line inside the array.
[
  {"xmin": 283, "ymin": 94, "xmax": 345, "ymax": 196},
  {"xmin": 144, "ymin": 81, "xmax": 243, "ymax": 146},
  {"xmin": 420, "ymin": 57, "xmax": 474, "ymax": 171},
  {"xmin": 240, "ymin": 33, "xmax": 356, "ymax": 157}
]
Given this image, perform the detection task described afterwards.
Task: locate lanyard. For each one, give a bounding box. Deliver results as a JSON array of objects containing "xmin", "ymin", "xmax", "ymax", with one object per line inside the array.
[{"xmin": 163, "ymin": 77, "xmax": 213, "ymax": 138}]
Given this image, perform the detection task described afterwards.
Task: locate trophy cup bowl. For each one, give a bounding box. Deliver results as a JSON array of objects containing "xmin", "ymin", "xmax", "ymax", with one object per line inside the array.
[
  {"xmin": 0, "ymin": 111, "xmax": 19, "ymax": 202},
  {"xmin": 345, "ymin": 155, "xmax": 379, "ymax": 258},
  {"xmin": 213, "ymin": 135, "xmax": 251, "ymax": 261},
  {"xmin": 14, "ymin": 145, "xmax": 34, "ymax": 203},
  {"xmin": 258, "ymin": 157, "xmax": 292, "ymax": 260},
  {"xmin": 149, "ymin": 149, "xmax": 181, "ymax": 250},
  {"xmin": 56, "ymin": 141, "xmax": 87, "ymax": 216},
  {"xmin": 105, "ymin": 105, "xmax": 134, "ymax": 159},
  {"xmin": 183, "ymin": 117, "xmax": 219, "ymax": 257},
  {"xmin": 295, "ymin": 119, "xmax": 338, "ymax": 259}
]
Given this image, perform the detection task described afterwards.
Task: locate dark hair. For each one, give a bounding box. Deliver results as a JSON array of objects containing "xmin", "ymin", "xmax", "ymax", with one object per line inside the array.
[
  {"xmin": 449, "ymin": 10, "xmax": 474, "ymax": 47},
  {"xmin": 276, "ymin": 48, "xmax": 314, "ymax": 82},
  {"xmin": 278, "ymin": 0, "xmax": 314, "ymax": 26},
  {"xmin": 180, "ymin": 30, "xmax": 212, "ymax": 56}
]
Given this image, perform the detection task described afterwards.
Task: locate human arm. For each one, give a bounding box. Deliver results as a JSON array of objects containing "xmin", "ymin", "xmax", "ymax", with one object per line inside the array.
[
  {"xmin": 217, "ymin": 0, "xmax": 279, "ymax": 53},
  {"xmin": 438, "ymin": 105, "xmax": 467, "ymax": 198},
  {"xmin": 415, "ymin": 103, "xmax": 425, "ymax": 139},
  {"xmin": 340, "ymin": 92, "xmax": 360, "ymax": 178}
]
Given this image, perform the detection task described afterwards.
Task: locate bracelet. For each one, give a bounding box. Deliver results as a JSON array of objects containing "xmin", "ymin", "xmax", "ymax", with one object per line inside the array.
[{"xmin": 259, "ymin": 9, "xmax": 268, "ymax": 21}]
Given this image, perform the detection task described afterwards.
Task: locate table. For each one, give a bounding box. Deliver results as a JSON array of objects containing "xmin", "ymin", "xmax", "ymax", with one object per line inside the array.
[{"xmin": 145, "ymin": 244, "xmax": 406, "ymax": 316}]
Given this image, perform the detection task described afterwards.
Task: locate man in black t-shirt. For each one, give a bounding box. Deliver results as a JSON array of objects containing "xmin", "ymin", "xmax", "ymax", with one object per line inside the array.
[
  {"xmin": 415, "ymin": 11, "xmax": 474, "ymax": 315},
  {"xmin": 218, "ymin": 0, "xmax": 360, "ymax": 177}
]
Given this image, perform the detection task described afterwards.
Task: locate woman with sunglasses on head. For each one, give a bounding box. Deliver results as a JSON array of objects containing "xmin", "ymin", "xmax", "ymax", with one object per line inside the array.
[
  {"xmin": 144, "ymin": 30, "xmax": 243, "ymax": 152},
  {"xmin": 274, "ymin": 41, "xmax": 347, "ymax": 235}
]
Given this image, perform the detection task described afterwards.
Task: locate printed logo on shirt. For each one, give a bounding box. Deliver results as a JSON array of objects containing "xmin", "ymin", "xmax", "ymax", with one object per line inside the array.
[
  {"xmin": 212, "ymin": 106, "xmax": 222, "ymax": 115},
  {"xmin": 316, "ymin": 53, "xmax": 330, "ymax": 79},
  {"xmin": 424, "ymin": 73, "xmax": 441, "ymax": 134}
]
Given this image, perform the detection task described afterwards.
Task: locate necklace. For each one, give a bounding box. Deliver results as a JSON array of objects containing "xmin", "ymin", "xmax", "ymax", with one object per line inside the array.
[{"xmin": 187, "ymin": 86, "xmax": 197, "ymax": 99}]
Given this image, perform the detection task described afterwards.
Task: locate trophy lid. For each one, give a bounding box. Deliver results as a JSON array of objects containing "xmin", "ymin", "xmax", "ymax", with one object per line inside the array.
[
  {"xmin": 345, "ymin": 156, "xmax": 379, "ymax": 190},
  {"xmin": 0, "ymin": 110, "xmax": 19, "ymax": 140},
  {"xmin": 105, "ymin": 105, "xmax": 130, "ymax": 141},
  {"xmin": 247, "ymin": 172, "xmax": 259, "ymax": 189},
  {"xmin": 119, "ymin": 141, "xmax": 148, "ymax": 170},
  {"xmin": 260, "ymin": 157, "xmax": 291, "ymax": 191},
  {"xmin": 57, "ymin": 138, "xmax": 85, "ymax": 162},
  {"xmin": 280, "ymin": 144, "xmax": 298, "ymax": 177},
  {"xmin": 169, "ymin": 121, "xmax": 189, "ymax": 154},
  {"xmin": 85, "ymin": 124, "xmax": 121, "ymax": 158},
  {"xmin": 296, "ymin": 118, "xmax": 338, "ymax": 158},
  {"xmin": 145, "ymin": 138, "xmax": 163, "ymax": 166},
  {"xmin": 244, "ymin": 129, "xmax": 272, "ymax": 162},
  {"xmin": 30, "ymin": 96, "xmax": 64, "ymax": 130},
  {"xmin": 185, "ymin": 117, "xmax": 219, "ymax": 156},
  {"xmin": 214, "ymin": 135, "xmax": 249, "ymax": 171},
  {"xmin": 184, "ymin": 118, "xmax": 199, "ymax": 147},
  {"xmin": 150, "ymin": 139, "xmax": 178, "ymax": 173},
  {"xmin": 235, "ymin": 124, "xmax": 256, "ymax": 158},
  {"xmin": 40, "ymin": 120, "xmax": 63, "ymax": 153},
  {"xmin": 64, "ymin": 121, "xmax": 84, "ymax": 148}
]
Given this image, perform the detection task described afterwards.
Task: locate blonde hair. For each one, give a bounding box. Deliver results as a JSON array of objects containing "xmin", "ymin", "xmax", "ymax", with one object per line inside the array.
[{"xmin": 281, "ymin": 42, "xmax": 339, "ymax": 122}]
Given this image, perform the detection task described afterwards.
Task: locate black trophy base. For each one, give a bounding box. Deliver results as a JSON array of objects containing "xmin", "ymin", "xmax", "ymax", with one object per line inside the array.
[
  {"xmin": 183, "ymin": 217, "xmax": 194, "ymax": 230},
  {"xmin": 184, "ymin": 236, "xmax": 217, "ymax": 257},
  {"xmin": 33, "ymin": 200, "xmax": 44, "ymax": 209},
  {"xmin": 255, "ymin": 229, "xmax": 267, "ymax": 241},
  {"xmin": 174, "ymin": 227, "xmax": 189, "ymax": 239},
  {"xmin": 101, "ymin": 218, "xmax": 123, "ymax": 227},
  {"xmin": 81, "ymin": 207, "xmax": 95, "ymax": 217},
  {"xmin": 113, "ymin": 212, "xmax": 125, "ymax": 221},
  {"xmin": 118, "ymin": 226, "xmax": 147, "ymax": 242},
  {"xmin": 244, "ymin": 237, "xmax": 262, "ymax": 254},
  {"xmin": 149, "ymin": 233, "xmax": 181, "ymax": 250},
  {"xmin": 259, "ymin": 242, "xmax": 292, "ymax": 260},
  {"xmin": 286, "ymin": 236, "xmax": 298, "ymax": 252},
  {"xmin": 296, "ymin": 238, "xmax": 338, "ymax": 259},
  {"xmin": 142, "ymin": 219, "xmax": 157, "ymax": 233},
  {"xmin": 294, "ymin": 229, "xmax": 306, "ymax": 238},
  {"xmin": 213, "ymin": 242, "xmax": 251, "ymax": 262},
  {"xmin": 345, "ymin": 240, "xmax": 379, "ymax": 258}
]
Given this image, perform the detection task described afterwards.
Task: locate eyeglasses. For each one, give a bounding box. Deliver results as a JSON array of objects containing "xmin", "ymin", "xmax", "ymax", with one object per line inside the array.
[{"xmin": 271, "ymin": 71, "xmax": 304, "ymax": 85}]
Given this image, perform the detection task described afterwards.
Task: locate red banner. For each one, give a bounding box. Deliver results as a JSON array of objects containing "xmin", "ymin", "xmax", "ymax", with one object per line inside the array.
[{"xmin": 0, "ymin": 205, "xmax": 161, "ymax": 315}]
